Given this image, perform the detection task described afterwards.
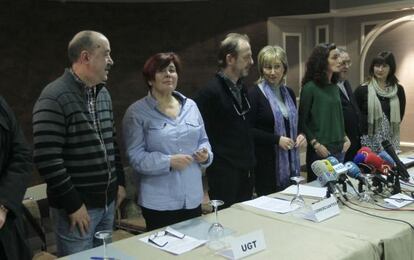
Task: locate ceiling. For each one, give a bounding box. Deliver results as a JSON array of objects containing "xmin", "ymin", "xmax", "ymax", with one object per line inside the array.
[{"xmin": 280, "ymin": 0, "xmax": 414, "ymax": 18}]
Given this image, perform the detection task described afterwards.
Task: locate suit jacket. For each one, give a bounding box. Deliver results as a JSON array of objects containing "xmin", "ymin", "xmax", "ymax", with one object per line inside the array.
[
  {"xmin": 0, "ymin": 96, "xmax": 32, "ymax": 260},
  {"xmin": 338, "ymin": 80, "xmax": 362, "ymax": 162},
  {"xmin": 195, "ymin": 74, "xmax": 255, "ymax": 170}
]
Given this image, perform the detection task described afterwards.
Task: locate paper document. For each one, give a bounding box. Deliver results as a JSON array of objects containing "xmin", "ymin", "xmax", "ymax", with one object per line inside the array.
[
  {"xmin": 139, "ymin": 226, "xmax": 207, "ymax": 255},
  {"xmin": 242, "ymin": 196, "xmax": 299, "ymax": 213},
  {"xmin": 399, "ymin": 157, "xmax": 414, "ymax": 165},
  {"xmin": 281, "ymin": 184, "xmax": 327, "ymax": 198},
  {"xmin": 384, "ymin": 193, "xmax": 414, "ymax": 208}
]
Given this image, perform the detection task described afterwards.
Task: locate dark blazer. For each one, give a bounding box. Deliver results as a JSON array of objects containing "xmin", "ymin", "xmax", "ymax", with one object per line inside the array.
[
  {"xmin": 338, "ymin": 80, "xmax": 362, "ymax": 162},
  {"xmin": 0, "ymin": 96, "xmax": 32, "ymax": 260},
  {"xmin": 195, "ymin": 74, "xmax": 255, "ymax": 170},
  {"xmin": 247, "ymin": 84, "xmax": 296, "ymax": 195}
]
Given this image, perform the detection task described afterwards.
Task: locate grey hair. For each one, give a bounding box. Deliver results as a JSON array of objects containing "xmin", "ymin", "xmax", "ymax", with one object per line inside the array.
[{"xmin": 67, "ymin": 30, "xmax": 104, "ymax": 64}]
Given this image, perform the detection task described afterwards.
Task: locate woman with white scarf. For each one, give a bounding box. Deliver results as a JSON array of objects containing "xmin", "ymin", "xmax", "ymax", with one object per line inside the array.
[{"xmin": 354, "ymin": 51, "xmax": 406, "ymax": 152}]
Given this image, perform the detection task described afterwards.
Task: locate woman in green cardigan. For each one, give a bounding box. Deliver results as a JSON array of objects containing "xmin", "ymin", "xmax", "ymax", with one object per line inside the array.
[{"xmin": 299, "ymin": 43, "xmax": 351, "ymax": 182}]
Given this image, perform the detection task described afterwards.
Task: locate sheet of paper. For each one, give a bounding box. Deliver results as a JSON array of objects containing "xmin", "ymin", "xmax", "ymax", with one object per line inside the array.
[
  {"xmin": 280, "ymin": 184, "xmax": 327, "ymax": 198},
  {"xmin": 242, "ymin": 196, "xmax": 299, "ymax": 213},
  {"xmin": 399, "ymin": 157, "xmax": 414, "ymax": 165},
  {"xmin": 384, "ymin": 193, "xmax": 414, "ymax": 208},
  {"xmin": 139, "ymin": 227, "xmax": 207, "ymax": 255}
]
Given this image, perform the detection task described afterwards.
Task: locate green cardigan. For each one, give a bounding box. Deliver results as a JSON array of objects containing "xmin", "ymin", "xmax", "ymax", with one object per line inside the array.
[{"xmin": 299, "ymin": 80, "xmax": 345, "ymax": 148}]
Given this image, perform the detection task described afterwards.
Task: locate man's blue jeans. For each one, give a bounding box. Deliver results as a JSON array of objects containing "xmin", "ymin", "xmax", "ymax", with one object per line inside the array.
[{"xmin": 50, "ymin": 201, "xmax": 115, "ymax": 257}]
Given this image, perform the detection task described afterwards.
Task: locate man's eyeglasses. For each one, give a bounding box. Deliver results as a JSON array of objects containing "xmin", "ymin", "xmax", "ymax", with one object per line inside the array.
[
  {"xmin": 233, "ymin": 94, "xmax": 251, "ymax": 120},
  {"xmin": 340, "ymin": 60, "xmax": 352, "ymax": 67},
  {"xmin": 147, "ymin": 230, "xmax": 186, "ymax": 247}
]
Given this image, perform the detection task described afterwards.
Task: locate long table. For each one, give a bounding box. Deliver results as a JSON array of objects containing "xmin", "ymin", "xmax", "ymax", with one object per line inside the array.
[
  {"xmin": 61, "ymin": 205, "xmax": 387, "ymax": 259},
  {"xmin": 61, "ymin": 175, "xmax": 414, "ymax": 259},
  {"xmin": 233, "ymin": 194, "xmax": 414, "ymax": 260}
]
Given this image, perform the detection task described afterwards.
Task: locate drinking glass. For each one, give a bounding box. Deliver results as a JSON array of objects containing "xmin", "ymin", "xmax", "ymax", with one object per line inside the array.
[
  {"xmin": 207, "ymin": 200, "xmax": 225, "ymax": 250},
  {"xmin": 360, "ymin": 173, "xmax": 375, "ymax": 202},
  {"xmin": 290, "ymin": 176, "xmax": 305, "ymax": 208},
  {"xmin": 94, "ymin": 230, "xmax": 112, "ymax": 259}
]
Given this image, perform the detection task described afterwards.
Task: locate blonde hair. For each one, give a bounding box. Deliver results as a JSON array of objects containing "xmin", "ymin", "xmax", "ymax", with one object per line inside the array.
[{"xmin": 256, "ymin": 45, "xmax": 288, "ymax": 84}]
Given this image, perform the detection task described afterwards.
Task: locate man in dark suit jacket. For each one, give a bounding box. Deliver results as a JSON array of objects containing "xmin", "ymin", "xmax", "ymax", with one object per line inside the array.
[
  {"xmin": 337, "ymin": 49, "xmax": 362, "ymax": 162},
  {"xmin": 195, "ymin": 33, "xmax": 255, "ymax": 208},
  {"xmin": 0, "ymin": 97, "xmax": 32, "ymax": 260}
]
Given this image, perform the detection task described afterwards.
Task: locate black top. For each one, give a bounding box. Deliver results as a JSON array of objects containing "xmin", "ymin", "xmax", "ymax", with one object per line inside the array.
[
  {"xmin": 195, "ymin": 73, "xmax": 255, "ymax": 170},
  {"xmin": 247, "ymin": 84, "xmax": 296, "ymax": 194},
  {"xmin": 354, "ymin": 83, "xmax": 406, "ymax": 135}
]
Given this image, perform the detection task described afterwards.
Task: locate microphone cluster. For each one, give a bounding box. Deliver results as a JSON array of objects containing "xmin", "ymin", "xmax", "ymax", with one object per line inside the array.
[
  {"xmin": 348, "ymin": 142, "xmax": 411, "ymax": 195},
  {"xmin": 311, "ymin": 140, "xmax": 411, "ymax": 199},
  {"xmin": 311, "ymin": 157, "xmax": 360, "ymax": 201}
]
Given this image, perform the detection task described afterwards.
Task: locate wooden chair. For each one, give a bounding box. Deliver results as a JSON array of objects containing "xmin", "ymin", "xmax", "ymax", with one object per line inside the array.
[{"xmin": 115, "ymin": 167, "xmax": 147, "ymax": 234}]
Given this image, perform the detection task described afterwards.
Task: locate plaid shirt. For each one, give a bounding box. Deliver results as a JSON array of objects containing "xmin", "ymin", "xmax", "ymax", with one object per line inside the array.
[
  {"xmin": 70, "ymin": 69, "xmax": 103, "ymax": 142},
  {"xmin": 217, "ymin": 71, "xmax": 242, "ymax": 107}
]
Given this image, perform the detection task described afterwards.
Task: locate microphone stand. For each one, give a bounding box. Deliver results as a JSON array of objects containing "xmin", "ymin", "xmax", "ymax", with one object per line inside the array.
[
  {"xmin": 372, "ymin": 174, "xmax": 384, "ymax": 193},
  {"xmin": 358, "ymin": 180, "xmax": 364, "ymax": 193},
  {"xmin": 326, "ymin": 184, "xmax": 335, "ymax": 198},
  {"xmin": 337, "ymin": 175, "xmax": 348, "ymax": 193},
  {"xmin": 392, "ymin": 170, "xmax": 401, "ymax": 195},
  {"xmin": 341, "ymin": 182, "xmax": 347, "ymax": 193}
]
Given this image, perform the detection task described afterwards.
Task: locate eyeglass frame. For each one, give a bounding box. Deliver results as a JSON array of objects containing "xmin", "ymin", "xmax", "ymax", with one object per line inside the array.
[
  {"xmin": 147, "ymin": 229, "xmax": 186, "ymax": 247},
  {"xmin": 340, "ymin": 60, "xmax": 352, "ymax": 67}
]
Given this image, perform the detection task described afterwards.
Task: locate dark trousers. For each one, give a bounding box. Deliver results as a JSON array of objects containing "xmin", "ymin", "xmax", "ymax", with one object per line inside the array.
[
  {"xmin": 206, "ymin": 160, "xmax": 253, "ymax": 209},
  {"xmin": 141, "ymin": 205, "xmax": 202, "ymax": 231},
  {"xmin": 344, "ymin": 135, "xmax": 361, "ymax": 162},
  {"xmin": 306, "ymin": 146, "xmax": 322, "ymax": 182}
]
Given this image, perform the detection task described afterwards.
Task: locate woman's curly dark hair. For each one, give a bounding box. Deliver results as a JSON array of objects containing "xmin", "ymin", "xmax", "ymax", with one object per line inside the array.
[{"xmin": 301, "ymin": 43, "xmax": 339, "ymax": 88}]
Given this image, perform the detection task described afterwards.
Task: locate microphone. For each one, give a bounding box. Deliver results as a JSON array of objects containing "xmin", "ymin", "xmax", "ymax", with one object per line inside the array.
[
  {"xmin": 378, "ymin": 150, "xmax": 396, "ymax": 167},
  {"xmin": 311, "ymin": 160, "xmax": 338, "ymax": 198},
  {"xmin": 364, "ymin": 152, "xmax": 401, "ymax": 193},
  {"xmin": 353, "ymin": 153, "xmax": 366, "ymax": 164},
  {"xmin": 326, "ymin": 156, "xmax": 339, "ymax": 164},
  {"xmin": 345, "ymin": 162, "xmax": 366, "ymax": 183},
  {"xmin": 326, "ymin": 156, "xmax": 348, "ymax": 175},
  {"xmin": 321, "ymin": 159, "xmax": 336, "ymax": 175},
  {"xmin": 326, "ymin": 157, "xmax": 360, "ymax": 198},
  {"xmin": 357, "ymin": 147, "xmax": 372, "ymax": 156},
  {"xmin": 364, "ymin": 152, "xmax": 393, "ymax": 176},
  {"xmin": 345, "ymin": 161, "xmax": 369, "ymax": 194},
  {"xmin": 382, "ymin": 140, "xmax": 410, "ymax": 180},
  {"xmin": 357, "ymin": 162, "xmax": 376, "ymax": 175}
]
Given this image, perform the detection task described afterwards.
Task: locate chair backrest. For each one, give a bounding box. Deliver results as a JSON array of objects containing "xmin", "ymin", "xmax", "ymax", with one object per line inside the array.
[
  {"xmin": 23, "ymin": 183, "xmax": 48, "ymax": 251},
  {"xmin": 123, "ymin": 167, "xmax": 138, "ymax": 201},
  {"xmin": 24, "ymin": 183, "xmax": 47, "ymax": 201}
]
